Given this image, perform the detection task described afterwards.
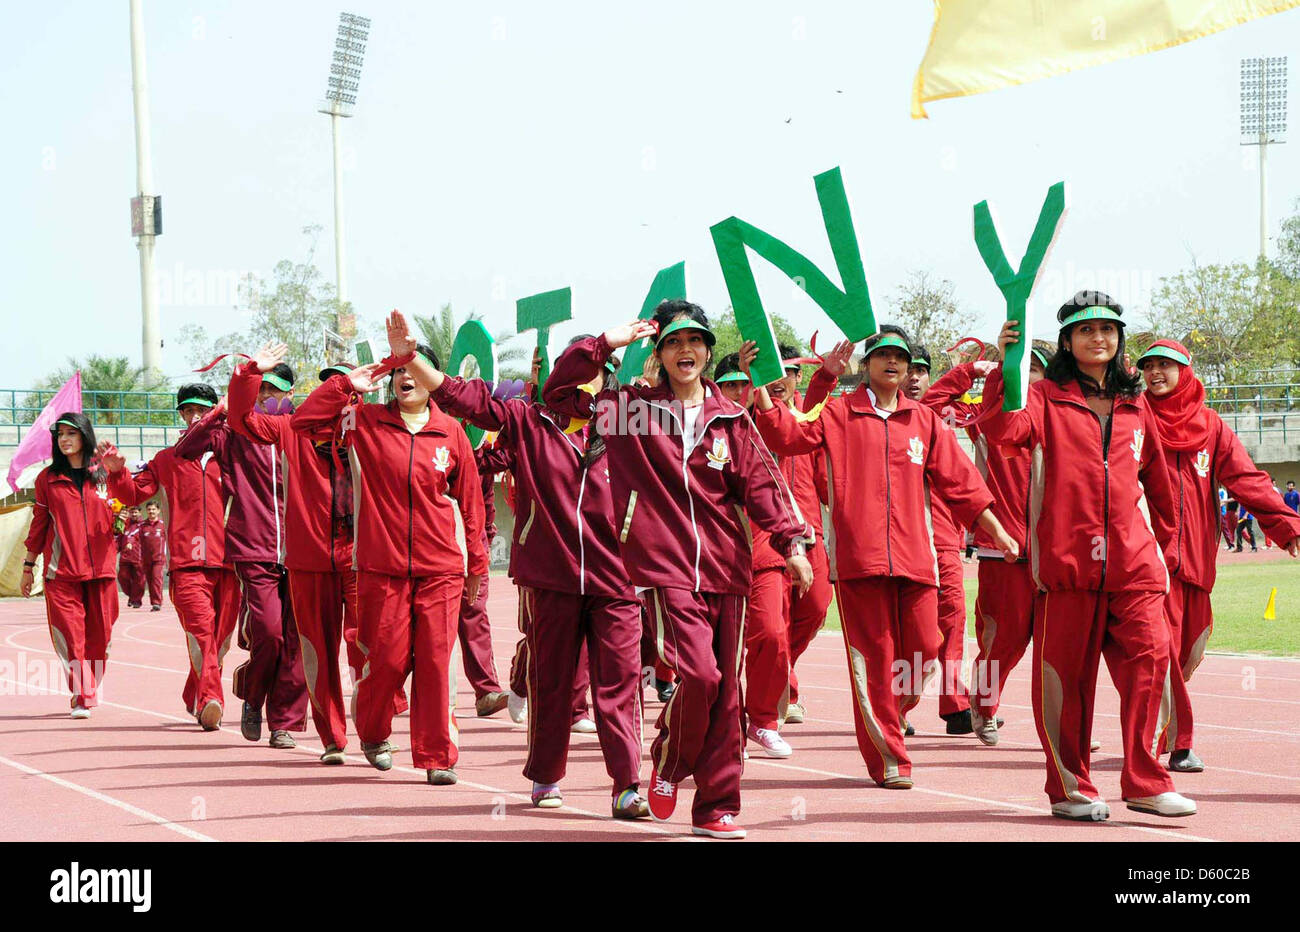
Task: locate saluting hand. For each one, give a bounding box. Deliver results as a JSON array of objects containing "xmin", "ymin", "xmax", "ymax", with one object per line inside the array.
[
  {"xmin": 819, "ymin": 340, "xmax": 854, "ymax": 379},
  {"xmin": 972, "ymin": 359, "xmax": 997, "ymax": 377},
  {"xmin": 347, "ymin": 363, "xmax": 386, "ymax": 394},
  {"xmin": 603, "ymin": 320, "xmax": 658, "ymax": 350},
  {"xmin": 386, "ymin": 310, "xmax": 419, "ymax": 357},
  {"xmin": 252, "ymin": 341, "xmax": 289, "ymax": 374},
  {"xmin": 95, "ymin": 440, "xmax": 126, "ymax": 474}
]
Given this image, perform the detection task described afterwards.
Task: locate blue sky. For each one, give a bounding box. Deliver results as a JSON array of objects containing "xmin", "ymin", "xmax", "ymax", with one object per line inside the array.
[{"xmin": 4, "ymin": 1, "xmax": 1299, "ymax": 387}]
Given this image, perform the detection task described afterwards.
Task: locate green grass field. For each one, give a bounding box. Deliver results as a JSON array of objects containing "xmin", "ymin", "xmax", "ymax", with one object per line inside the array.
[{"xmin": 819, "ymin": 559, "xmax": 1300, "ymax": 657}]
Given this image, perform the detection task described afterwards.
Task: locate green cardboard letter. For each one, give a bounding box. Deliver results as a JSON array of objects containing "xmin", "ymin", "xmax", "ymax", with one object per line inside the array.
[
  {"xmin": 516, "ymin": 287, "xmax": 572, "ymax": 388},
  {"xmin": 618, "ymin": 261, "xmax": 688, "ymax": 385},
  {"xmin": 973, "ymin": 182, "xmax": 1068, "ymax": 412},
  {"xmin": 447, "ymin": 319, "xmax": 497, "ymax": 449},
  {"xmin": 710, "ymin": 167, "xmax": 876, "ymax": 387}
]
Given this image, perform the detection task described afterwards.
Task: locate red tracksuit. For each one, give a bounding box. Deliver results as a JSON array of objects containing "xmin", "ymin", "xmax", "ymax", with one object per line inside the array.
[
  {"xmin": 744, "ymin": 392, "xmax": 833, "ymax": 729},
  {"xmin": 116, "ymin": 519, "xmax": 145, "ymax": 606},
  {"xmin": 139, "ymin": 517, "xmax": 167, "ymax": 607},
  {"xmin": 924, "ymin": 362, "xmax": 1035, "ymax": 721},
  {"xmin": 547, "ymin": 336, "xmax": 809, "ymax": 824},
  {"xmin": 1156, "ymin": 412, "xmax": 1300, "ymax": 754},
  {"xmin": 109, "ymin": 447, "xmax": 236, "ymax": 715},
  {"xmin": 293, "ymin": 376, "xmax": 488, "ymax": 771},
  {"xmin": 178, "ymin": 405, "xmax": 307, "ymax": 733},
  {"xmin": 25, "ymin": 468, "xmax": 120, "ymax": 709},
  {"xmin": 981, "ymin": 367, "xmax": 1179, "ymax": 804},
  {"xmin": 433, "ymin": 375, "xmax": 641, "ymax": 789},
  {"xmin": 227, "ymin": 362, "xmax": 406, "ymax": 751},
  {"xmin": 758, "ymin": 382, "xmax": 994, "ymax": 785}
]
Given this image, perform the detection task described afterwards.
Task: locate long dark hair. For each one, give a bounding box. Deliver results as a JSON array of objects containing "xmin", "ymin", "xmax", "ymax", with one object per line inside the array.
[
  {"xmin": 49, "ymin": 411, "xmax": 103, "ymax": 486},
  {"xmin": 1044, "ymin": 292, "xmax": 1142, "ymax": 397}
]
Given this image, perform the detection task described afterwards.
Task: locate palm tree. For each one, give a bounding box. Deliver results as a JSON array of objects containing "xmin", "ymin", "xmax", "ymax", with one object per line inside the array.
[
  {"xmin": 413, "ymin": 304, "xmax": 529, "ymax": 381},
  {"xmin": 27, "ymin": 355, "xmax": 170, "ymax": 426}
]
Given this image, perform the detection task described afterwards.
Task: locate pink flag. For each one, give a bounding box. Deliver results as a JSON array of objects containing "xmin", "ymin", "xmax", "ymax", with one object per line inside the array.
[{"xmin": 6, "ymin": 372, "xmax": 82, "ymax": 493}]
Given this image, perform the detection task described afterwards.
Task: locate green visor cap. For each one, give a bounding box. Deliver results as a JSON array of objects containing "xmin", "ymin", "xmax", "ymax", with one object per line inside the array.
[
  {"xmin": 53, "ymin": 418, "xmax": 81, "ymax": 430},
  {"xmin": 261, "ymin": 372, "xmax": 293, "ymax": 392},
  {"xmin": 1031, "ymin": 348, "xmax": 1050, "ymax": 368},
  {"xmin": 176, "ymin": 396, "xmax": 216, "ymax": 410},
  {"xmin": 715, "ymin": 371, "xmax": 751, "ymax": 385},
  {"xmin": 655, "ymin": 317, "xmax": 716, "ymax": 348},
  {"xmin": 319, "ymin": 364, "xmax": 353, "ymax": 380},
  {"xmin": 1136, "ymin": 345, "xmax": 1191, "ymax": 368},
  {"xmin": 1059, "ymin": 306, "xmax": 1125, "ymax": 329},
  {"xmin": 865, "ymin": 333, "xmax": 912, "ymax": 360},
  {"xmin": 604, "ymin": 360, "xmax": 617, "ymax": 374}
]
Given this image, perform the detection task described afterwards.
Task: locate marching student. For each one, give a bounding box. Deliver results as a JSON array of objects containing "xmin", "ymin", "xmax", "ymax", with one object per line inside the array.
[
  {"xmin": 1137, "ymin": 339, "xmax": 1300, "ymax": 772},
  {"xmin": 983, "ymin": 291, "xmax": 1194, "ymax": 820},
  {"xmin": 140, "ymin": 500, "xmax": 167, "ymax": 611},
  {"xmin": 734, "ymin": 342, "xmax": 833, "ymax": 750},
  {"xmin": 20, "ymin": 414, "xmax": 117, "ymax": 718},
  {"xmin": 389, "ymin": 313, "xmax": 648, "ymax": 817},
  {"xmin": 712, "ymin": 353, "xmax": 752, "ymax": 406},
  {"xmin": 291, "ymin": 339, "xmax": 487, "ymax": 786},
  {"xmin": 546, "ymin": 301, "xmax": 814, "ymax": 839},
  {"xmin": 116, "ymin": 504, "xmax": 145, "ymax": 609},
  {"xmin": 101, "ymin": 385, "xmax": 237, "ymax": 730},
  {"xmin": 178, "ymin": 364, "xmax": 307, "ymax": 750},
  {"xmin": 921, "ymin": 343, "xmax": 1052, "ymax": 745},
  {"xmin": 755, "ymin": 329, "xmax": 1017, "ymax": 789},
  {"xmin": 225, "ymin": 345, "xmax": 405, "ymax": 764},
  {"xmin": 456, "ymin": 456, "xmax": 510, "ymax": 719}
]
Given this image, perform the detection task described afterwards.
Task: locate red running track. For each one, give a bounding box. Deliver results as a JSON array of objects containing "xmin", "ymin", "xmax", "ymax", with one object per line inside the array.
[{"xmin": 1, "ymin": 584, "xmax": 1297, "ymax": 842}]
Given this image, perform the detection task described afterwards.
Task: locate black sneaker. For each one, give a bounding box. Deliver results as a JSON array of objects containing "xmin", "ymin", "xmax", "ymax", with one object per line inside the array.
[
  {"xmin": 240, "ymin": 701, "xmax": 262, "ymax": 742},
  {"xmin": 150, "ymin": 605, "xmax": 161, "ymax": 612},
  {"xmin": 268, "ymin": 730, "xmax": 295, "ymax": 749},
  {"xmin": 942, "ymin": 709, "xmax": 974, "ymax": 735},
  {"xmin": 655, "ymin": 679, "xmax": 676, "ymax": 703},
  {"xmin": 902, "ymin": 717, "xmax": 915, "ymax": 737}
]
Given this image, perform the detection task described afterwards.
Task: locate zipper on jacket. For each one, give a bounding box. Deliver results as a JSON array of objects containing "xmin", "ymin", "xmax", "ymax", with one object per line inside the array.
[
  {"xmin": 1090, "ymin": 405, "xmax": 1114, "ymax": 588},
  {"xmin": 1174, "ymin": 451, "xmax": 1184, "ymax": 574},
  {"xmin": 576, "ymin": 466, "xmax": 588, "ymax": 595},
  {"xmin": 328, "ymin": 449, "xmax": 337, "ymax": 573},
  {"xmin": 407, "ymin": 433, "xmax": 416, "ymax": 578},
  {"xmin": 883, "ymin": 418, "xmax": 893, "ymax": 574},
  {"xmin": 78, "ymin": 481, "xmax": 93, "ymax": 574}
]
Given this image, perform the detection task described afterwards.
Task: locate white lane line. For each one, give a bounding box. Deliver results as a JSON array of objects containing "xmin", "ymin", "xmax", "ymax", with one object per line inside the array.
[
  {"xmin": 0, "ymin": 752, "xmax": 215, "ymax": 842},
  {"xmin": 741, "ymin": 757, "xmax": 1219, "ymax": 843}
]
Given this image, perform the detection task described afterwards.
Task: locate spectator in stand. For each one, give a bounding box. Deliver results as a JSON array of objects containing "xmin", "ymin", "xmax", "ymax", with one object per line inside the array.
[{"xmin": 1285, "ymin": 480, "xmax": 1300, "ymax": 514}]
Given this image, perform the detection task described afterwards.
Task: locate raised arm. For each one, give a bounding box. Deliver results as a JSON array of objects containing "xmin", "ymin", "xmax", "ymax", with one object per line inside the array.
[
  {"xmin": 543, "ymin": 321, "xmax": 656, "ymax": 419},
  {"xmin": 227, "ymin": 360, "xmax": 289, "ymax": 446},
  {"xmin": 291, "ymin": 364, "xmax": 383, "ymax": 438},
  {"xmin": 96, "ymin": 441, "xmax": 160, "ymax": 507},
  {"xmin": 431, "ymin": 376, "xmax": 515, "ymax": 434},
  {"xmin": 754, "ymin": 398, "xmax": 825, "ymax": 457},
  {"xmin": 174, "ymin": 404, "xmax": 229, "ymax": 461}
]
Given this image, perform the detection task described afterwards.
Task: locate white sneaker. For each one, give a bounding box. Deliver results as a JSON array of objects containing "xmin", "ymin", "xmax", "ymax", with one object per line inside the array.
[
  {"xmin": 69, "ymin": 705, "xmax": 91, "ymax": 720},
  {"xmin": 1090, "ymin": 738, "xmax": 1102, "ymax": 751},
  {"xmin": 507, "ymin": 690, "xmax": 527, "ymax": 724},
  {"xmin": 1125, "ymin": 792, "xmax": 1197, "ymax": 817},
  {"xmin": 784, "ymin": 702, "xmax": 805, "ymax": 724},
  {"xmin": 746, "ymin": 724, "xmax": 793, "ymax": 758},
  {"xmin": 1051, "ymin": 798, "xmax": 1111, "ymax": 821},
  {"xmin": 971, "ymin": 708, "xmax": 999, "ymax": 747},
  {"xmin": 571, "ymin": 717, "xmax": 597, "ymax": 734}
]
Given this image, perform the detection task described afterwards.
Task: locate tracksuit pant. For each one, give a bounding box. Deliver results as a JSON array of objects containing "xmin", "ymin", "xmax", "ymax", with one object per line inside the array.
[
  {"xmin": 232, "ymin": 561, "xmax": 308, "ymax": 733},
  {"xmin": 509, "ymin": 631, "xmax": 591, "ymax": 723},
  {"xmin": 43, "ymin": 577, "xmax": 117, "ymax": 709},
  {"xmin": 970, "ymin": 559, "xmax": 1036, "ymax": 720},
  {"xmin": 646, "ymin": 587, "xmax": 747, "ymax": 824},
  {"xmin": 517, "ymin": 586, "xmax": 642, "ymax": 789},
  {"xmin": 458, "ymin": 570, "xmax": 504, "ymax": 700},
  {"xmin": 834, "ymin": 576, "xmax": 940, "ymax": 784},
  {"xmin": 1032, "ymin": 589, "xmax": 1175, "ymax": 803},
  {"xmin": 1157, "ymin": 579, "xmax": 1213, "ymax": 756},
  {"xmin": 118, "ymin": 561, "xmax": 145, "ymax": 606},
  {"xmin": 354, "ymin": 571, "xmax": 462, "ymax": 771},
  {"xmin": 786, "ymin": 541, "xmax": 832, "ymax": 706},
  {"xmin": 936, "ymin": 549, "xmax": 971, "ymax": 718},
  {"xmin": 170, "ymin": 567, "xmax": 239, "ymax": 715},
  {"xmin": 145, "ymin": 561, "xmax": 165, "ymax": 608},
  {"xmin": 290, "ymin": 564, "xmax": 357, "ymax": 751},
  {"xmin": 745, "ymin": 567, "xmax": 790, "ymax": 731}
]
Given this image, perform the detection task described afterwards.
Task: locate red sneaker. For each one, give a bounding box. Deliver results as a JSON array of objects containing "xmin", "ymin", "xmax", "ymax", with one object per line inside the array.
[
  {"xmin": 691, "ymin": 814, "xmax": 746, "ymax": 839},
  {"xmin": 648, "ymin": 769, "xmax": 677, "ymax": 822}
]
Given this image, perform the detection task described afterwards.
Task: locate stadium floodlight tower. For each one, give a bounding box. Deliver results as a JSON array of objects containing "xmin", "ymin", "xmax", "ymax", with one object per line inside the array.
[
  {"xmin": 1240, "ymin": 56, "xmax": 1288, "ymax": 259},
  {"xmin": 129, "ymin": 0, "xmax": 163, "ymax": 376},
  {"xmin": 319, "ymin": 12, "xmax": 371, "ymax": 340}
]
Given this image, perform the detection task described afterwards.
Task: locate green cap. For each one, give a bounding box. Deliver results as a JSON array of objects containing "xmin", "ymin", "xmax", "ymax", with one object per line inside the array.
[
  {"xmin": 1059, "ymin": 306, "xmax": 1125, "ymax": 329},
  {"xmin": 319, "ymin": 363, "xmax": 354, "ymax": 381},
  {"xmin": 865, "ymin": 333, "xmax": 912, "ymax": 360},
  {"xmin": 1136, "ymin": 344, "xmax": 1191, "ymax": 368},
  {"xmin": 176, "ymin": 396, "xmax": 215, "ymax": 410},
  {"xmin": 1030, "ymin": 347, "xmax": 1050, "ymax": 368},
  {"xmin": 715, "ymin": 371, "xmax": 751, "ymax": 385},
  {"xmin": 604, "ymin": 359, "xmax": 617, "ymax": 375},
  {"xmin": 655, "ymin": 317, "xmax": 716, "ymax": 348},
  {"xmin": 54, "ymin": 417, "xmax": 80, "ymax": 430},
  {"xmin": 261, "ymin": 372, "xmax": 293, "ymax": 392}
]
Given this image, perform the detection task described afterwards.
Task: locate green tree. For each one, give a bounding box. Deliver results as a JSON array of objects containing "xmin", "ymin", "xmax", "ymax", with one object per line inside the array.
[
  {"xmin": 891, "ymin": 270, "xmax": 965, "ymax": 373},
  {"xmin": 178, "ymin": 226, "xmax": 349, "ymax": 390},
  {"xmin": 412, "ymin": 304, "xmax": 529, "ymax": 381},
  {"xmin": 26, "ymin": 355, "xmax": 171, "ymax": 426},
  {"xmin": 709, "ymin": 308, "xmax": 807, "ymax": 377}
]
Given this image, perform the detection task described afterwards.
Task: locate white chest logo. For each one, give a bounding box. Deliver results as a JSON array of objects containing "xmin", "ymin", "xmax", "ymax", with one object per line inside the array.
[
  {"xmin": 432, "ymin": 447, "xmax": 450, "ymax": 473},
  {"xmin": 1130, "ymin": 429, "xmax": 1145, "ymax": 463},
  {"xmin": 706, "ymin": 437, "xmax": 731, "ymax": 471},
  {"xmin": 907, "ymin": 436, "xmax": 925, "ymax": 466},
  {"xmin": 1193, "ymin": 449, "xmax": 1210, "ymax": 479}
]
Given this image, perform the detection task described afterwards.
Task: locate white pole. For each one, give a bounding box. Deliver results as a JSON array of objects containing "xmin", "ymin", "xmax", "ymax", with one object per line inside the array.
[
  {"xmin": 1259, "ymin": 135, "xmax": 1269, "ymax": 260},
  {"xmin": 129, "ymin": 0, "xmax": 161, "ymax": 375},
  {"xmin": 331, "ymin": 106, "xmax": 349, "ymax": 336}
]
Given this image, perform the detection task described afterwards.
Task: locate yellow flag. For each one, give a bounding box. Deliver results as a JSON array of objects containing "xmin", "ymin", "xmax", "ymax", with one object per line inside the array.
[
  {"xmin": 912, "ymin": 0, "xmax": 1300, "ymax": 118},
  {"xmin": 1264, "ymin": 586, "xmax": 1278, "ymax": 620}
]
